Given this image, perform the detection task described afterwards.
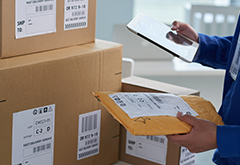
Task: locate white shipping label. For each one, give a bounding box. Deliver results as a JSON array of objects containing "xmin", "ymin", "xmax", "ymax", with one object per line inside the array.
[
  {"xmin": 109, "ymin": 93, "xmax": 198, "ymax": 119},
  {"xmin": 64, "ymin": 0, "xmax": 89, "ymax": 30},
  {"xmin": 15, "ymin": 0, "xmax": 56, "ymax": 39},
  {"xmin": 12, "ymin": 104, "xmax": 55, "ymax": 165},
  {"xmin": 179, "ymin": 147, "xmax": 196, "ymax": 165},
  {"xmin": 77, "ymin": 110, "xmax": 101, "ymax": 160},
  {"xmin": 126, "ymin": 131, "xmax": 168, "ymax": 165}
]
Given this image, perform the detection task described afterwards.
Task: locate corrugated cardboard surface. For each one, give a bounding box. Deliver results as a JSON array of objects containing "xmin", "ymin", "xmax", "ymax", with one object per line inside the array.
[
  {"xmin": 119, "ymin": 76, "xmax": 200, "ymax": 165},
  {"xmin": 0, "ymin": 39, "xmax": 122, "ymax": 165},
  {"xmin": 0, "ymin": 0, "xmax": 96, "ymax": 59},
  {"xmin": 122, "ymin": 76, "xmax": 200, "ymax": 96}
]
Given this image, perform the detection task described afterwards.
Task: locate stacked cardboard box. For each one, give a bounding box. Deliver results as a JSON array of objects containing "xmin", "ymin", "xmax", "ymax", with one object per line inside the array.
[
  {"xmin": 119, "ymin": 76, "xmax": 200, "ymax": 165},
  {"xmin": 0, "ymin": 1, "xmax": 126, "ymax": 164},
  {"xmin": 0, "ymin": 0, "xmax": 96, "ymax": 58},
  {"xmin": 0, "ymin": 40, "xmax": 123, "ymax": 165}
]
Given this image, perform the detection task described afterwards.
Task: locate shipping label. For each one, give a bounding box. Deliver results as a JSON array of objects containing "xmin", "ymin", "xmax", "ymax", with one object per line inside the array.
[
  {"xmin": 12, "ymin": 104, "xmax": 55, "ymax": 165},
  {"xmin": 179, "ymin": 147, "xmax": 196, "ymax": 165},
  {"xmin": 77, "ymin": 110, "xmax": 101, "ymax": 160},
  {"xmin": 64, "ymin": 0, "xmax": 89, "ymax": 30},
  {"xmin": 15, "ymin": 0, "xmax": 56, "ymax": 39},
  {"xmin": 126, "ymin": 131, "xmax": 168, "ymax": 165},
  {"xmin": 109, "ymin": 93, "xmax": 198, "ymax": 119}
]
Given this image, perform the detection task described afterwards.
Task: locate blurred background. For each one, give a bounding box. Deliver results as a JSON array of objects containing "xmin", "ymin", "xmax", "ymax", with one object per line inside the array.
[{"xmin": 95, "ymin": 1, "xmax": 240, "ymax": 164}]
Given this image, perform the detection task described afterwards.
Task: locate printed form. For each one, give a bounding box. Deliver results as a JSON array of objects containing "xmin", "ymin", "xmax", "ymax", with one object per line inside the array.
[{"xmin": 109, "ymin": 93, "xmax": 198, "ymax": 118}]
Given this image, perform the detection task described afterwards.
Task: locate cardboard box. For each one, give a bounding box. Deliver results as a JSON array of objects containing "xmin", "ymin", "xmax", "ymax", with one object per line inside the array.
[
  {"xmin": 119, "ymin": 76, "xmax": 200, "ymax": 165},
  {"xmin": 0, "ymin": 39, "xmax": 122, "ymax": 165},
  {"xmin": 0, "ymin": 0, "xmax": 96, "ymax": 59}
]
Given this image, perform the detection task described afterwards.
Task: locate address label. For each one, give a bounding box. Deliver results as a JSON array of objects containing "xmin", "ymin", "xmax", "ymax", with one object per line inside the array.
[
  {"xmin": 12, "ymin": 104, "xmax": 55, "ymax": 165},
  {"xmin": 15, "ymin": 0, "xmax": 56, "ymax": 39}
]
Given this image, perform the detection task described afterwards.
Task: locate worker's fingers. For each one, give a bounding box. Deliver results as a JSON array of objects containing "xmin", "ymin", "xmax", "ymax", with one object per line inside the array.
[{"xmin": 177, "ymin": 112, "xmax": 200, "ymax": 127}]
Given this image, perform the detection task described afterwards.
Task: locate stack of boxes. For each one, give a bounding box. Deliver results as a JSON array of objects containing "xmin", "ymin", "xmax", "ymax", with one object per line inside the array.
[
  {"xmin": 0, "ymin": 1, "xmax": 122, "ymax": 164},
  {"xmin": 0, "ymin": 1, "xmax": 200, "ymax": 165}
]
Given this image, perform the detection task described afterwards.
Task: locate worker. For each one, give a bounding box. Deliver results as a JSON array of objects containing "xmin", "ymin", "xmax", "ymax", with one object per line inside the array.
[{"xmin": 167, "ymin": 15, "xmax": 240, "ymax": 165}]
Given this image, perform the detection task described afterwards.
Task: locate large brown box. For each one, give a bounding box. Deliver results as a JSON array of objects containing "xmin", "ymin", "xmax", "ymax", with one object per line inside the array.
[
  {"xmin": 0, "ymin": 39, "xmax": 122, "ymax": 165},
  {"xmin": 119, "ymin": 76, "xmax": 200, "ymax": 165},
  {"xmin": 0, "ymin": 0, "xmax": 96, "ymax": 59}
]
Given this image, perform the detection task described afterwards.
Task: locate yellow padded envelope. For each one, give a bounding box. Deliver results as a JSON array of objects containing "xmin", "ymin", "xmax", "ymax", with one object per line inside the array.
[{"xmin": 92, "ymin": 92, "xmax": 224, "ymax": 136}]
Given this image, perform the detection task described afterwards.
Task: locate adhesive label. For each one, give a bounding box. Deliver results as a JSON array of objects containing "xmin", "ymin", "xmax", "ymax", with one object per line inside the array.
[
  {"xmin": 77, "ymin": 110, "xmax": 101, "ymax": 160},
  {"xmin": 16, "ymin": 0, "xmax": 56, "ymax": 39},
  {"xmin": 64, "ymin": 0, "xmax": 88, "ymax": 30},
  {"xmin": 126, "ymin": 131, "xmax": 168, "ymax": 165},
  {"xmin": 12, "ymin": 104, "xmax": 55, "ymax": 165}
]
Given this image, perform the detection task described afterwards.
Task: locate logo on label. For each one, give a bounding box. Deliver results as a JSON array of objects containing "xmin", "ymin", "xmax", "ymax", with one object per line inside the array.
[
  {"xmin": 33, "ymin": 109, "xmax": 38, "ymax": 115},
  {"xmin": 33, "ymin": 106, "xmax": 52, "ymax": 115}
]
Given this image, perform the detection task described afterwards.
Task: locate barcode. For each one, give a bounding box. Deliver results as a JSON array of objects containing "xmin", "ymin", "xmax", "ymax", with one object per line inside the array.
[
  {"xmin": 185, "ymin": 152, "xmax": 192, "ymax": 157},
  {"xmin": 183, "ymin": 160, "xmax": 195, "ymax": 165},
  {"xmin": 151, "ymin": 95, "xmax": 164, "ymax": 104},
  {"xmin": 85, "ymin": 138, "xmax": 97, "ymax": 146},
  {"xmin": 81, "ymin": 114, "xmax": 98, "ymax": 133},
  {"xmin": 33, "ymin": 143, "xmax": 51, "ymax": 153},
  {"xmin": 67, "ymin": 0, "xmax": 84, "ymax": 2},
  {"xmin": 146, "ymin": 136, "xmax": 165, "ymax": 144},
  {"xmin": 35, "ymin": 4, "xmax": 53, "ymax": 12},
  {"xmin": 78, "ymin": 148, "xmax": 98, "ymax": 159},
  {"xmin": 72, "ymin": 11, "xmax": 85, "ymax": 17},
  {"xmin": 65, "ymin": 22, "xmax": 86, "ymax": 29},
  {"xmin": 111, "ymin": 95, "xmax": 126, "ymax": 107}
]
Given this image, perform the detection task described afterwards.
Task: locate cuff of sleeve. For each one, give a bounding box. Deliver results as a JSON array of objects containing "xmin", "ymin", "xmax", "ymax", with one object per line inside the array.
[
  {"xmin": 192, "ymin": 33, "xmax": 203, "ymax": 62},
  {"xmin": 217, "ymin": 125, "xmax": 240, "ymax": 157}
]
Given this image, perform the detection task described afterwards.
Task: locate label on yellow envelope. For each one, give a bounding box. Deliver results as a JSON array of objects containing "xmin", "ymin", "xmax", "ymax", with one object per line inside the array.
[
  {"xmin": 109, "ymin": 93, "xmax": 198, "ymax": 119},
  {"xmin": 92, "ymin": 92, "xmax": 224, "ymax": 136}
]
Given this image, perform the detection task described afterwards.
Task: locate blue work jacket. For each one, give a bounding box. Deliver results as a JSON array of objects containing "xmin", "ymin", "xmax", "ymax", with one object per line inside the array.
[{"xmin": 193, "ymin": 16, "xmax": 240, "ymax": 165}]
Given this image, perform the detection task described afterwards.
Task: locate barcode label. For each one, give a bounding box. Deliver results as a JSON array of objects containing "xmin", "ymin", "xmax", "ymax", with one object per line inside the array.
[
  {"xmin": 72, "ymin": 11, "xmax": 85, "ymax": 17},
  {"xmin": 35, "ymin": 4, "xmax": 54, "ymax": 12},
  {"xmin": 64, "ymin": 0, "xmax": 88, "ymax": 31},
  {"xmin": 78, "ymin": 148, "xmax": 98, "ymax": 159},
  {"xmin": 185, "ymin": 151, "xmax": 192, "ymax": 157},
  {"xmin": 65, "ymin": 22, "xmax": 86, "ymax": 30},
  {"xmin": 146, "ymin": 136, "xmax": 165, "ymax": 144},
  {"xmin": 81, "ymin": 113, "xmax": 98, "ymax": 133},
  {"xmin": 111, "ymin": 95, "xmax": 127, "ymax": 107},
  {"xmin": 126, "ymin": 131, "xmax": 168, "ymax": 164},
  {"xmin": 67, "ymin": 0, "xmax": 84, "ymax": 2},
  {"xmin": 85, "ymin": 138, "xmax": 97, "ymax": 146},
  {"xmin": 151, "ymin": 95, "xmax": 164, "ymax": 104},
  {"xmin": 78, "ymin": 110, "xmax": 101, "ymax": 160},
  {"xmin": 183, "ymin": 160, "xmax": 195, "ymax": 165},
  {"xmin": 33, "ymin": 143, "xmax": 51, "ymax": 153},
  {"xmin": 180, "ymin": 147, "xmax": 196, "ymax": 165}
]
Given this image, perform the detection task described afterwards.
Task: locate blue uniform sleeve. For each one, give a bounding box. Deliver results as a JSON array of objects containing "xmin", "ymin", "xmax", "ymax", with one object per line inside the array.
[
  {"xmin": 194, "ymin": 32, "xmax": 240, "ymax": 161},
  {"xmin": 193, "ymin": 33, "xmax": 233, "ymax": 69},
  {"xmin": 217, "ymin": 125, "xmax": 240, "ymax": 157}
]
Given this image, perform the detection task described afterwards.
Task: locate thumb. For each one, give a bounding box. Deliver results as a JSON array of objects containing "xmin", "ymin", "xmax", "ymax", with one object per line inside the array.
[
  {"xmin": 171, "ymin": 21, "xmax": 187, "ymax": 31},
  {"xmin": 177, "ymin": 112, "xmax": 199, "ymax": 126},
  {"xmin": 171, "ymin": 21, "xmax": 181, "ymax": 30}
]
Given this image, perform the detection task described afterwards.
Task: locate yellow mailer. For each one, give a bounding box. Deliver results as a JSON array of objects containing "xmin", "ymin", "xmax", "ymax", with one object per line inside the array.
[{"xmin": 92, "ymin": 92, "xmax": 224, "ymax": 136}]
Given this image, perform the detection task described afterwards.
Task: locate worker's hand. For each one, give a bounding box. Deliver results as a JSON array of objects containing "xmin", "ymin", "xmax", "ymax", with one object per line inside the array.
[
  {"xmin": 166, "ymin": 112, "xmax": 217, "ymax": 153},
  {"xmin": 171, "ymin": 21, "xmax": 199, "ymax": 43}
]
